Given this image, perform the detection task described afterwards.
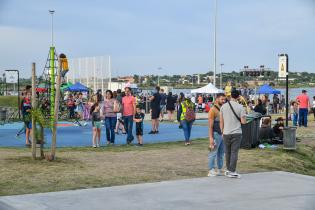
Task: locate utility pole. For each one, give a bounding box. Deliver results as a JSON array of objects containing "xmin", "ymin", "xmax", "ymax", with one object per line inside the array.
[
  {"xmin": 213, "ymin": 0, "xmax": 217, "ymax": 87},
  {"xmin": 220, "ymin": 63, "xmax": 224, "ymax": 90}
]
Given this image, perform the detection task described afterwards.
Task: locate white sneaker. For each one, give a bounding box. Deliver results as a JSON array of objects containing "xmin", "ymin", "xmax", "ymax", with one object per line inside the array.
[
  {"xmin": 96, "ymin": 144, "xmax": 100, "ymax": 148},
  {"xmin": 227, "ymin": 171, "xmax": 241, "ymax": 178},
  {"xmin": 92, "ymin": 145, "xmax": 97, "ymax": 148},
  {"xmin": 217, "ymin": 169, "xmax": 224, "ymax": 176},
  {"xmin": 207, "ymin": 169, "xmax": 217, "ymax": 177}
]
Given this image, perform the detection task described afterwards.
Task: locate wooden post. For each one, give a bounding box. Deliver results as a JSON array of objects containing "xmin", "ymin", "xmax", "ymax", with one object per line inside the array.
[
  {"xmin": 31, "ymin": 62, "xmax": 36, "ymax": 159},
  {"xmin": 50, "ymin": 59, "xmax": 62, "ymax": 160}
]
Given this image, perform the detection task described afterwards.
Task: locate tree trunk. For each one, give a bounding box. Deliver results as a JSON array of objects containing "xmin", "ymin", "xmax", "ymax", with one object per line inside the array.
[{"xmin": 31, "ymin": 63, "xmax": 37, "ymax": 160}]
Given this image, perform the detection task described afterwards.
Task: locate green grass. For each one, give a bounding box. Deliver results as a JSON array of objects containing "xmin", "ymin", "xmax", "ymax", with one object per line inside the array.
[{"xmin": 0, "ymin": 96, "xmax": 19, "ymax": 108}]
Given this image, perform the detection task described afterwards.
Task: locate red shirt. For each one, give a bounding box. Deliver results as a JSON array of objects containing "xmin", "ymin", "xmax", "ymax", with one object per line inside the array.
[
  {"xmin": 122, "ymin": 95, "xmax": 135, "ymax": 116},
  {"xmin": 296, "ymin": 94, "xmax": 309, "ymax": 109}
]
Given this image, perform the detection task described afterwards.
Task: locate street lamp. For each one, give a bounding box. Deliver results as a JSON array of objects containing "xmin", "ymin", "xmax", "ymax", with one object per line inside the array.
[
  {"xmin": 213, "ymin": 0, "xmax": 217, "ymax": 88},
  {"xmin": 220, "ymin": 63, "xmax": 224, "ymax": 89},
  {"xmin": 49, "ymin": 10, "xmax": 55, "ymax": 46}
]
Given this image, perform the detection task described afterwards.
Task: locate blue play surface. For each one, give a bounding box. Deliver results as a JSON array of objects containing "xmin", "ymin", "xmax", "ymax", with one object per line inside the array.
[{"xmin": 0, "ymin": 121, "xmax": 209, "ymax": 147}]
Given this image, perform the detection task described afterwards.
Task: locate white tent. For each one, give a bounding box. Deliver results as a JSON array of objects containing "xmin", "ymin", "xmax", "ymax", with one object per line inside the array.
[{"xmin": 191, "ymin": 83, "xmax": 224, "ymax": 94}]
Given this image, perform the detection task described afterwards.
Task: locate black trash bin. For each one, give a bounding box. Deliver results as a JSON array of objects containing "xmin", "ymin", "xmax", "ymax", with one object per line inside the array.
[{"xmin": 241, "ymin": 112, "xmax": 262, "ymax": 149}]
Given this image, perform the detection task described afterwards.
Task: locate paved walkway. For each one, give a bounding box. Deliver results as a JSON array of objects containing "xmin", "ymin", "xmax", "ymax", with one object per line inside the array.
[{"xmin": 0, "ymin": 171, "xmax": 314, "ymax": 210}]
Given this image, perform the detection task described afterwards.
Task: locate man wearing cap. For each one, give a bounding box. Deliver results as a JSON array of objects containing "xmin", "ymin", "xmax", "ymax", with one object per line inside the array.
[
  {"xmin": 220, "ymin": 89, "xmax": 246, "ymax": 178},
  {"xmin": 296, "ymin": 90, "xmax": 311, "ymax": 127}
]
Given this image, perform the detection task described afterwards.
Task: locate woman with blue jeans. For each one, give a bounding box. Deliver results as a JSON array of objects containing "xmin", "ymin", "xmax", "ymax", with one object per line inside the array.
[
  {"xmin": 178, "ymin": 96, "xmax": 195, "ymax": 145},
  {"xmin": 102, "ymin": 90, "xmax": 117, "ymax": 145}
]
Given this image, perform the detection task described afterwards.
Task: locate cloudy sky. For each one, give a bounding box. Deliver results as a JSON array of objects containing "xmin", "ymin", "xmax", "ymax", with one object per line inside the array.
[{"xmin": 0, "ymin": 0, "xmax": 314, "ymax": 78}]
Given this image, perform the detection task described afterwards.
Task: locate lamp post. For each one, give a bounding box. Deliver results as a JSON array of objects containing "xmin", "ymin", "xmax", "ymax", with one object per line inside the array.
[
  {"xmin": 49, "ymin": 10, "xmax": 55, "ymax": 46},
  {"xmin": 213, "ymin": 0, "xmax": 217, "ymax": 88},
  {"xmin": 220, "ymin": 63, "xmax": 224, "ymax": 90}
]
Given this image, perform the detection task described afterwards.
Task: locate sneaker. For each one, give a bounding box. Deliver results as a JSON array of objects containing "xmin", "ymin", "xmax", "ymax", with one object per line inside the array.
[
  {"xmin": 155, "ymin": 130, "xmax": 159, "ymax": 134},
  {"xmin": 148, "ymin": 130, "xmax": 155, "ymax": 134},
  {"xmin": 227, "ymin": 171, "xmax": 241, "ymax": 178},
  {"xmin": 224, "ymin": 170, "xmax": 230, "ymax": 177},
  {"xmin": 83, "ymin": 122, "xmax": 88, "ymax": 126},
  {"xmin": 96, "ymin": 144, "xmax": 100, "ymax": 148},
  {"xmin": 207, "ymin": 169, "xmax": 217, "ymax": 177},
  {"xmin": 92, "ymin": 145, "xmax": 97, "ymax": 148},
  {"xmin": 217, "ymin": 169, "xmax": 224, "ymax": 176}
]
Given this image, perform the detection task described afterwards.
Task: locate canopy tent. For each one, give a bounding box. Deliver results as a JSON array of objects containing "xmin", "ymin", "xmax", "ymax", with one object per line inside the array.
[
  {"xmin": 257, "ymin": 84, "xmax": 281, "ymax": 94},
  {"xmin": 61, "ymin": 82, "xmax": 73, "ymax": 91},
  {"xmin": 64, "ymin": 82, "xmax": 89, "ymax": 92},
  {"xmin": 191, "ymin": 83, "xmax": 224, "ymax": 94},
  {"xmin": 36, "ymin": 83, "xmax": 48, "ymax": 93}
]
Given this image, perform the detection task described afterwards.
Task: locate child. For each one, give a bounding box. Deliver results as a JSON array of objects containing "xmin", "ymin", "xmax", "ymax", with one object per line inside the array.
[
  {"xmin": 91, "ymin": 102, "xmax": 101, "ymax": 148},
  {"xmin": 21, "ymin": 92, "xmax": 32, "ymax": 146},
  {"xmin": 134, "ymin": 105, "xmax": 145, "ymax": 146}
]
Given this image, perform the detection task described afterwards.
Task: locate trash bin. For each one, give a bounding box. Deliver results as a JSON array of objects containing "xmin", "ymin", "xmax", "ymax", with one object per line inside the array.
[
  {"xmin": 241, "ymin": 112, "xmax": 262, "ymax": 149},
  {"xmin": 283, "ymin": 127, "xmax": 297, "ymax": 150},
  {"xmin": 0, "ymin": 110, "xmax": 7, "ymax": 121}
]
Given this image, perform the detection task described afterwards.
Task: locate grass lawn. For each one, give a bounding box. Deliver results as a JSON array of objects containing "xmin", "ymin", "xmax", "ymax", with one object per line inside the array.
[
  {"xmin": 0, "ymin": 116, "xmax": 314, "ymax": 196},
  {"xmin": 0, "ymin": 96, "xmax": 19, "ymax": 108}
]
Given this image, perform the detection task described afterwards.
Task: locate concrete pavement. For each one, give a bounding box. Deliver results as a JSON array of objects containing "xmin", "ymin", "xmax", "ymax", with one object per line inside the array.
[{"xmin": 0, "ymin": 171, "xmax": 314, "ymax": 210}]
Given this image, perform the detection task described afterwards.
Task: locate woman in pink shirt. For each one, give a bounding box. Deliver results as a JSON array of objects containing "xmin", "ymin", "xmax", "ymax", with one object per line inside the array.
[{"xmin": 102, "ymin": 90, "xmax": 117, "ymax": 145}]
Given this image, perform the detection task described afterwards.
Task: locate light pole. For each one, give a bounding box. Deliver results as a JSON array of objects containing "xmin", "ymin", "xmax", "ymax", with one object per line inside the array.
[
  {"xmin": 157, "ymin": 67, "xmax": 162, "ymax": 86},
  {"xmin": 220, "ymin": 63, "xmax": 224, "ymax": 89},
  {"xmin": 213, "ymin": 0, "xmax": 217, "ymax": 88},
  {"xmin": 49, "ymin": 10, "xmax": 55, "ymax": 46}
]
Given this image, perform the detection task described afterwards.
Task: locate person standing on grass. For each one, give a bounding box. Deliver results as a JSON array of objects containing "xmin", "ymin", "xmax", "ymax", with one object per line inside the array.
[
  {"xmin": 102, "ymin": 90, "xmax": 117, "ymax": 145},
  {"xmin": 91, "ymin": 102, "xmax": 101, "ymax": 148},
  {"xmin": 159, "ymin": 88, "xmax": 167, "ymax": 121},
  {"xmin": 134, "ymin": 105, "xmax": 145, "ymax": 146},
  {"xmin": 122, "ymin": 87, "xmax": 136, "ymax": 144},
  {"xmin": 149, "ymin": 86, "xmax": 161, "ymax": 134},
  {"xmin": 220, "ymin": 89, "xmax": 246, "ymax": 178},
  {"xmin": 312, "ymin": 96, "xmax": 315, "ymax": 121},
  {"xmin": 208, "ymin": 93, "xmax": 226, "ymax": 177},
  {"xmin": 296, "ymin": 90, "xmax": 311, "ymax": 127},
  {"xmin": 21, "ymin": 91, "xmax": 32, "ymax": 146},
  {"xmin": 166, "ymin": 92, "xmax": 176, "ymax": 121},
  {"xmin": 178, "ymin": 95, "xmax": 195, "ymax": 145}
]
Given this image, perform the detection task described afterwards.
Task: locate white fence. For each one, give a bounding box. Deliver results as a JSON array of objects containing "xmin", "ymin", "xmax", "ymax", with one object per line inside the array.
[{"xmin": 67, "ymin": 55, "xmax": 111, "ymax": 93}]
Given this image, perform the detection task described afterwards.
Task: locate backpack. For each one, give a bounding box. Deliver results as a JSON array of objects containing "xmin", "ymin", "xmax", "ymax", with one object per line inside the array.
[
  {"xmin": 184, "ymin": 102, "xmax": 196, "ymax": 122},
  {"xmin": 113, "ymin": 100, "xmax": 122, "ymax": 113}
]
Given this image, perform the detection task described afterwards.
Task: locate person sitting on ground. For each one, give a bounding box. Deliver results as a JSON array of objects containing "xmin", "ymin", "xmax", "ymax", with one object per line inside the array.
[
  {"xmin": 134, "ymin": 105, "xmax": 145, "ymax": 146},
  {"xmin": 259, "ymin": 118, "xmax": 274, "ymax": 143},
  {"xmin": 273, "ymin": 117, "xmax": 285, "ymax": 141}
]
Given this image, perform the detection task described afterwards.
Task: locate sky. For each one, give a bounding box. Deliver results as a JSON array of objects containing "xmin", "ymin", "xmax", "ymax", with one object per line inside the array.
[{"xmin": 0, "ymin": 0, "xmax": 315, "ymax": 78}]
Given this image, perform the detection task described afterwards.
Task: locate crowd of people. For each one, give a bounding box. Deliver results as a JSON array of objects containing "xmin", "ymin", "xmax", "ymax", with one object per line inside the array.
[{"xmin": 17, "ymin": 84, "xmax": 314, "ymax": 179}]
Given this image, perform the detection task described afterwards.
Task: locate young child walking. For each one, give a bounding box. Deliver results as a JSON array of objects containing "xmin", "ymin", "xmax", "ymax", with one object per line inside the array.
[
  {"xmin": 91, "ymin": 102, "xmax": 101, "ymax": 148},
  {"xmin": 134, "ymin": 105, "xmax": 145, "ymax": 146}
]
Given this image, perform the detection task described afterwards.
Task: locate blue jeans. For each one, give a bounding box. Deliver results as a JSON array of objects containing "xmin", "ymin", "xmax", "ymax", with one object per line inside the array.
[
  {"xmin": 105, "ymin": 117, "xmax": 117, "ymax": 143},
  {"xmin": 292, "ymin": 113, "xmax": 298, "ymax": 126},
  {"xmin": 181, "ymin": 120, "xmax": 193, "ymax": 142},
  {"xmin": 123, "ymin": 115, "xmax": 134, "ymax": 143},
  {"xmin": 299, "ymin": 108, "xmax": 308, "ymax": 127},
  {"xmin": 208, "ymin": 132, "xmax": 224, "ymax": 170}
]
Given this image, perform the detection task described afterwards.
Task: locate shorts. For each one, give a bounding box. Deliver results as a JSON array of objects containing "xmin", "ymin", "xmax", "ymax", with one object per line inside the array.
[
  {"xmin": 136, "ymin": 124, "xmax": 143, "ymax": 136},
  {"xmin": 151, "ymin": 108, "xmax": 160, "ymax": 119},
  {"xmin": 93, "ymin": 121, "xmax": 102, "ymax": 129},
  {"xmin": 160, "ymin": 105, "xmax": 166, "ymax": 113},
  {"xmin": 24, "ymin": 121, "xmax": 32, "ymax": 129}
]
